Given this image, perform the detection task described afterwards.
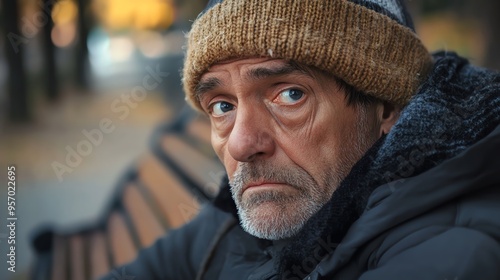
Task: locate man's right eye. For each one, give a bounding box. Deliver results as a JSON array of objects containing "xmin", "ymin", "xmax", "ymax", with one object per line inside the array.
[{"xmin": 211, "ymin": 101, "xmax": 235, "ymax": 116}]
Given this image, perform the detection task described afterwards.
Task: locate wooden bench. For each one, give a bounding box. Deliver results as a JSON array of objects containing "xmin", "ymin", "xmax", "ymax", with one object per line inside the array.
[{"xmin": 30, "ymin": 109, "xmax": 225, "ymax": 280}]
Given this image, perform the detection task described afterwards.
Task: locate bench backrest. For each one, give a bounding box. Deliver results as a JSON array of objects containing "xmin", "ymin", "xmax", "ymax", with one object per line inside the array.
[{"xmin": 31, "ymin": 110, "xmax": 225, "ymax": 280}]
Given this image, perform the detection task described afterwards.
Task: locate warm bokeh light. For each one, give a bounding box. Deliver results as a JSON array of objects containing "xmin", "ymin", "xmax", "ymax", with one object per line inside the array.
[
  {"xmin": 134, "ymin": 30, "xmax": 167, "ymax": 58},
  {"xmin": 93, "ymin": 0, "xmax": 176, "ymax": 31},
  {"xmin": 51, "ymin": 22, "xmax": 77, "ymax": 48},
  {"xmin": 51, "ymin": 0, "xmax": 78, "ymax": 48},
  {"xmin": 108, "ymin": 36, "xmax": 135, "ymax": 62},
  {"xmin": 52, "ymin": 0, "xmax": 78, "ymax": 25}
]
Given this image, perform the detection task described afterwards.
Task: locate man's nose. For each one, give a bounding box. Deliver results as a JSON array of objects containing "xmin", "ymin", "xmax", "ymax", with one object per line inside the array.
[{"xmin": 227, "ymin": 107, "xmax": 275, "ymax": 162}]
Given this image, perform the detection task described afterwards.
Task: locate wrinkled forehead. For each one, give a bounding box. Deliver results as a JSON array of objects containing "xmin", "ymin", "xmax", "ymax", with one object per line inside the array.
[
  {"xmin": 204, "ymin": 57, "xmax": 286, "ymax": 74},
  {"xmin": 201, "ymin": 58, "xmax": 326, "ymax": 84}
]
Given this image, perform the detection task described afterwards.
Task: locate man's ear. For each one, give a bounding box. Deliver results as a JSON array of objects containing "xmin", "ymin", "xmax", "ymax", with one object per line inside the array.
[{"xmin": 377, "ymin": 102, "xmax": 400, "ymax": 136}]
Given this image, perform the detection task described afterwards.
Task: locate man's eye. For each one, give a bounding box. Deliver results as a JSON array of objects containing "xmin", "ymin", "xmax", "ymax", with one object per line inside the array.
[
  {"xmin": 277, "ymin": 89, "xmax": 305, "ymax": 104},
  {"xmin": 211, "ymin": 101, "xmax": 234, "ymax": 116}
]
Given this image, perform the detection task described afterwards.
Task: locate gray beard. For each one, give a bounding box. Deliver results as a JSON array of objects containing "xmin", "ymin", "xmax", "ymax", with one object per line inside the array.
[
  {"xmin": 230, "ymin": 163, "xmax": 333, "ymax": 240},
  {"xmin": 229, "ymin": 107, "xmax": 373, "ymax": 240}
]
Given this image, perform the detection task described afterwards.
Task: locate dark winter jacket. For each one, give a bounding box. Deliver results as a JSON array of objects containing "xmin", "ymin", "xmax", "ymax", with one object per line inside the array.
[{"xmin": 102, "ymin": 53, "xmax": 500, "ymax": 280}]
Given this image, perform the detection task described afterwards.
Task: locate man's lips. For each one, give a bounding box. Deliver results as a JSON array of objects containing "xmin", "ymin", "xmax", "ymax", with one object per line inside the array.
[{"xmin": 242, "ymin": 181, "xmax": 288, "ymax": 193}]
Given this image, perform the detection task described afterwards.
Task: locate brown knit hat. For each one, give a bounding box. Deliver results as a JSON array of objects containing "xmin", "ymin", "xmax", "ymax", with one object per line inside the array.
[{"xmin": 183, "ymin": 0, "xmax": 434, "ymax": 111}]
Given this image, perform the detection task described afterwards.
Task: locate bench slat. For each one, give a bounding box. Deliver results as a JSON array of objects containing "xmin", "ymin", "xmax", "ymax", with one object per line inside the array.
[
  {"xmin": 51, "ymin": 235, "xmax": 67, "ymax": 280},
  {"xmin": 162, "ymin": 135, "xmax": 224, "ymax": 196},
  {"xmin": 108, "ymin": 212, "xmax": 137, "ymax": 266},
  {"xmin": 139, "ymin": 155, "xmax": 200, "ymax": 228},
  {"xmin": 123, "ymin": 184, "xmax": 166, "ymax": 247},
  {"xmin": 186, "ymin": 116, "xmax": 212, "ymax": 145},
  {"xmin": 89, "ymin": 231, "xmax": 111, "ymax": 279},
  {"xmin": 69, "ymin": 235, "xmax": 86, "ymax": 280}
]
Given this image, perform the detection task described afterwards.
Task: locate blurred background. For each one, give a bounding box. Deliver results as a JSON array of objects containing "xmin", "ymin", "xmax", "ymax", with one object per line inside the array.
[{"xmin": 0, "ymin": 0, "xmax": 498, "ymax": 279}]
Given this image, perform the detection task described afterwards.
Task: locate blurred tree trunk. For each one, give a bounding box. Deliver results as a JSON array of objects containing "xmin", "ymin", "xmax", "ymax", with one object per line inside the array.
[
  {"xmin": 174, "ymin": 0, "xmax": 209, "ymax": 29},
  {"xmin": 42, "ymin": 0, "xmax": 59, "ymax": 101},
  {"xmin": 482, "ymin": 0, "xmax": 500, "ymax": 70},
  {"xmin": 409, "ymin": 0, "xmax": 499, "ymax": 70},
  {"xmin": 459, "ymin": 0, "xmax": 500, "ymax": 70},
  {"xmin": 75, "ymin": 0, "xmax": 90, "ymax": 90},
  {"xmin": 3, "ymin": 0, "xmax": 30, "ymax": 122}
]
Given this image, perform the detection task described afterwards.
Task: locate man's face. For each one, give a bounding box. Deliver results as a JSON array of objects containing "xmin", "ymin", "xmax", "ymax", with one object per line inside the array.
[{"xmin": 198, "ymin": 57, "xmax": 382, "ymax": 240}]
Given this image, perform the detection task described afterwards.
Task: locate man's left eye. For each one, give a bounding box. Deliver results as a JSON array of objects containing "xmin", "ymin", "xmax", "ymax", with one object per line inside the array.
[{"xmin": 277, "ymin": 89, "xmax": 305, "ymax": 104}]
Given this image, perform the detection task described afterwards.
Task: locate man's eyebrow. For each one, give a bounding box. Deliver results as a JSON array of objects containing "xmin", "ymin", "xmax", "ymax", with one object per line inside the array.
[
  {"xmin": 195, "ymin": 77, "xmax": 223, "ymax": 101},
  {"xmin": 247, "ymin": 62, "xmax": 311, "ymax": 81},
  {"xmin": 195, "ymin": 62, "xmax": 312, "ymax": 101}
]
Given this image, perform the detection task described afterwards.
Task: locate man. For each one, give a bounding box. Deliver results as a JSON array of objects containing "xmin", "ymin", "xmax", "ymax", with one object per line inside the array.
[{"xmin": 104, "ymin": 0, "xmax": 500, "ymax": 279}]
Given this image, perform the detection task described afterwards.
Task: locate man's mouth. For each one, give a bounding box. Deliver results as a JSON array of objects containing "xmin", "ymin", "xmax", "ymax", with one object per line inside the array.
[{"xmin": 242, "ymin": 181, "xmax": 289, "ymax": 193}]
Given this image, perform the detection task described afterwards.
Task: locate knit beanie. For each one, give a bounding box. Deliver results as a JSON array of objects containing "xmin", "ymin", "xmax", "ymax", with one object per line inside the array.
[{"xmin": 183, "ymin": 0, "xmax": 434, "ymax": 111}]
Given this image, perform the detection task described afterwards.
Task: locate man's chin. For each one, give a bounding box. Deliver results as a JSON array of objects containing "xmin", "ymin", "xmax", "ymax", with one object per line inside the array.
[
  {"xmin": 238, "ymin": 202, "xmax": 307, "ymax": 240},
  {"xmin": 233, "ymin": 184, "xmax": 328, "ymax": 239}
]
